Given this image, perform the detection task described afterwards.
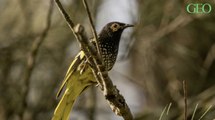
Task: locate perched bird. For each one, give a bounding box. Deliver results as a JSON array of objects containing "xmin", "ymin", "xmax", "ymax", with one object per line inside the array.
[{"xmin": 52, "ymin": 22, "xmax": 133, "ymax": 120}]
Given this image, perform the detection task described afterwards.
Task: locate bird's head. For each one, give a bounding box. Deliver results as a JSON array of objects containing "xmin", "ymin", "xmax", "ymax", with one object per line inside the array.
[
  {"xmin": 107, "ymin": 22, "xmax": 134, "ymax": 33},
  {"xmin": 99, "ymin": 21, "xmax": 134, "ymax": 39}
]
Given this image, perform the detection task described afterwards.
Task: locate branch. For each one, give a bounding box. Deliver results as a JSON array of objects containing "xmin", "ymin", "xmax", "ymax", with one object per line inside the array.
[
  {"xmin": 183, "ymin": 80, "xmax": 187, "ymax": 120},
  {"xmin": 82, "ymin": 0, "xmax": 101, "ymax": 57},
  {"xmin": 201, "ymin": 44, "xmax": 215, "ymax": 78},
  {"xmin": 21, "ymin": 0, "xmax": 54, "ymax": 119},
  {"xmin": 146, "ymin": 12, "xmax": 207, "ymax": 43},
  {"xmin": 54, "ymin": 0, "xmax": 133, "ymax": 119},
  {"xmin": 87, "ymin": 87, "xmax": 97, "ymax": 120},
  {"xmin": 149, "ymin": 13, "xmax": 193, "ymax": 42}
]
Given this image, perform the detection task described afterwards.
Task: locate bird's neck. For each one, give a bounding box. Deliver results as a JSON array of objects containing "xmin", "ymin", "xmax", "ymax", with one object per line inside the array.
[{"xmin": 99, "ymin": 31, "xmax": 123, "ymax": 44}]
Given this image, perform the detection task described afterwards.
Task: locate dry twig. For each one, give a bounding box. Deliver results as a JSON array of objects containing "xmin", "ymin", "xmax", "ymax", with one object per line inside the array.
[
  {"xmin": 21, "ymin": 0, "xmax": 54, "ymax": 119},
  {"xmin": 183, "ymin": 80, "xmax": 187, "ymax": 120},
  {"xmin": 82, "ymin": 0, "xmax": 101, "ymax": 56}
]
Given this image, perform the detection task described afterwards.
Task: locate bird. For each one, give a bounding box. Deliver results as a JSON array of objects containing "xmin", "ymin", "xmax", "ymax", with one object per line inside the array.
[{"xmin": 52, "ymin": 21, "xmax": 133, "ymax": 120}]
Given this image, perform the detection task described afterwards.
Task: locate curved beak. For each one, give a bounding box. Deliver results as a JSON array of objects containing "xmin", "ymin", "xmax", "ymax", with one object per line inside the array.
[{"xmin": 123, "ymin": 24, "xmax": 134, "ymax": 29}]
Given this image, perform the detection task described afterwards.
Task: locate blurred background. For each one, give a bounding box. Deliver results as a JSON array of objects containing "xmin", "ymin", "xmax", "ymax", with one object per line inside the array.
[{"xmin": 0, "ymin": 0, "xmax": 215, "ymax": 120}]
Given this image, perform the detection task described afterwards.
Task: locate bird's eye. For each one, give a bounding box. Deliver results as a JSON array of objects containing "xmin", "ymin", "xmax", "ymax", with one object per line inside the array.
[
  {"xmin": 113, "ymin": 24, "xmax": 117, "ymax": 28},
  {"xmin": 110, "ymin": 23, "xmax": 120, "ymax": 32}
]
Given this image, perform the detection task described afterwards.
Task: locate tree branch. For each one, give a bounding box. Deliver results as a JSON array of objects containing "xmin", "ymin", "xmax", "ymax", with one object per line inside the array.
[
  {"xmin": 54, "ymin": 0, "xmax": 133, "ymax": 119},
  {"xmin": 82, "ymin": 0, "xmax": 101, "ymax": 57},
  {"xmin": 183, "ymin": 80, "xmax": 187, "ymax": 120},
  {"xmin": 21, "ymin": 0, "xmax": 54, "ymax": 119},
  {"xmin": 149, "ymin": 13, "xmax": 193, "ymax": 42}
]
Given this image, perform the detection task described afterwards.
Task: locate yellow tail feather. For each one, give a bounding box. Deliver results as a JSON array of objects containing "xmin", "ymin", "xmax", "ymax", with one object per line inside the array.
[
  {"xmin": 52, "ymin": 77, "xmax": 92, "ymax": 120},
  {"xmin": 52, "ymin": 52, "xmax": 95, "ymax": 120}
]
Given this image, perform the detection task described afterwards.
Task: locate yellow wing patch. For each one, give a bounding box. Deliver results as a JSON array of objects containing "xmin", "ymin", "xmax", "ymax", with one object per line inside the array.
[{"xmin": 56, "ymin": 51, "xmax": 86, "ymax": 98}]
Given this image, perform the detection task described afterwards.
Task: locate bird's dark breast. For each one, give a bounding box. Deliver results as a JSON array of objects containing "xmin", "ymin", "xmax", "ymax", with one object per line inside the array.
[{"xmin": 99, "ymin": 37, "xmax": 119, "ymax": 71}]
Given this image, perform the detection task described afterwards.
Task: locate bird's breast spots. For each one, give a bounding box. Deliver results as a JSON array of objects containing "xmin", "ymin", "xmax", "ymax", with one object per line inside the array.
[
  {"xmin": 101, "ymin": 44, "xmax": 107, "ymax": 48},
  {"xmin": 102, "ymin": 55, "xmax": 106, "ymax": 58},
  {"xmin": 108, "ymin": 54, "xmax": 113, "ymax": 57},
  {"xmin": 102, "ymin": 50, "xmax": 108, "ymax": 55},
  {"xmin": 102, "ymin": 47, "xmax": 107, "ymax": 50}
]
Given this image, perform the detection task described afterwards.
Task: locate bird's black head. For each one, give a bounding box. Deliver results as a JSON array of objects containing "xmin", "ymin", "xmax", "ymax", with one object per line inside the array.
[{"xmin": 99, "ymin": 22, "xmax": 134, "ymax": 39}]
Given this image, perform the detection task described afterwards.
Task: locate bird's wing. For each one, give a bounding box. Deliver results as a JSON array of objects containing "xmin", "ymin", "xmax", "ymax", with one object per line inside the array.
[
  {"xmin": 52, "ymin": 50, "xmax": 96, "ymax": 120},
  {"xmin": 56, "ymin": 51, "xmax": 86, "ymax": 98}
]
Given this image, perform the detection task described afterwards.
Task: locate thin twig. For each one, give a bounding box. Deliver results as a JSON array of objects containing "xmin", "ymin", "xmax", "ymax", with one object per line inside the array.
[
  {"xmin": 87, "ymin": 87, "xmax": 97, "ymax": 120},
  {"xmin": 182, "ymin": 85, "xmax": 215, "ymax": 119},
  {"xmin": 201, "ymin": 44, "xmax": 215, "ymax": 79},
  {"xmin": 146, "ymin": 12, "xmax": 207, "ymax": 44},
  {"xmin": 54, "ymin": 0, "xmax": 133, "ymax": 119},
  {"xmin": 82, "ymin": 0, "xmax": 101, "ymax": 57},
  {"xmin": 183, "ymin": 80, "xmax": 187, "ymax": 120},
  {"xmin": 21, "ymin": 0, "xmax": 54, "ymax": 119},
  {"xmin": 191, "ymin": 103, "xmax": 198, "ymax": 120},
  {"xmin": 150, "ymin": 13, "xmax": 192, "ymax": 42},
  {"xmin": 166, "ymin": 102, "xmax": 172, "ymax": 115},
  {"xmin": 198, "ymin": 105, "xmax": 213, "ymax": 120},
  {"xmin": 159, "ymin": 105, "xmax": 167, "ymax": 120}
]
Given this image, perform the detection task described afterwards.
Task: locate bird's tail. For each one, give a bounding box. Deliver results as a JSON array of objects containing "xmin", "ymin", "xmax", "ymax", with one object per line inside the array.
[{"xmin": 52, "ymin": 77, "xmax": 93, "ymax": 120}]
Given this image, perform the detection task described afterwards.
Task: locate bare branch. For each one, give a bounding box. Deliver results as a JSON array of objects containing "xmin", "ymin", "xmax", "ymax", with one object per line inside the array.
[
  {"xmin": 201, "ymin": 44, "xmax": 215, "ymax": 78},
  {"xmin": 149, "ymin": 13, "xmax": 193, "ymax": 42},
  {"xmin": 54, "ymin": 0, "xmax": 133, "ymax": 119},
  {"xmin": 82, "ymin": 0, "xmax": 101, "ymax": 57},
  {"xmin": 21, "ymin": 0, "xmax": 54, "ymax": 119},
  {"xmin": 145, "ymin": 12, "xmax": 207, "ymax": 43},
  {"xmin": 183, "ymin": 80, "xmax": 187, "ymax": 120},
  {"xmin": 87, "ymin": 87, "xmax": 97, "ymax": 120}
]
